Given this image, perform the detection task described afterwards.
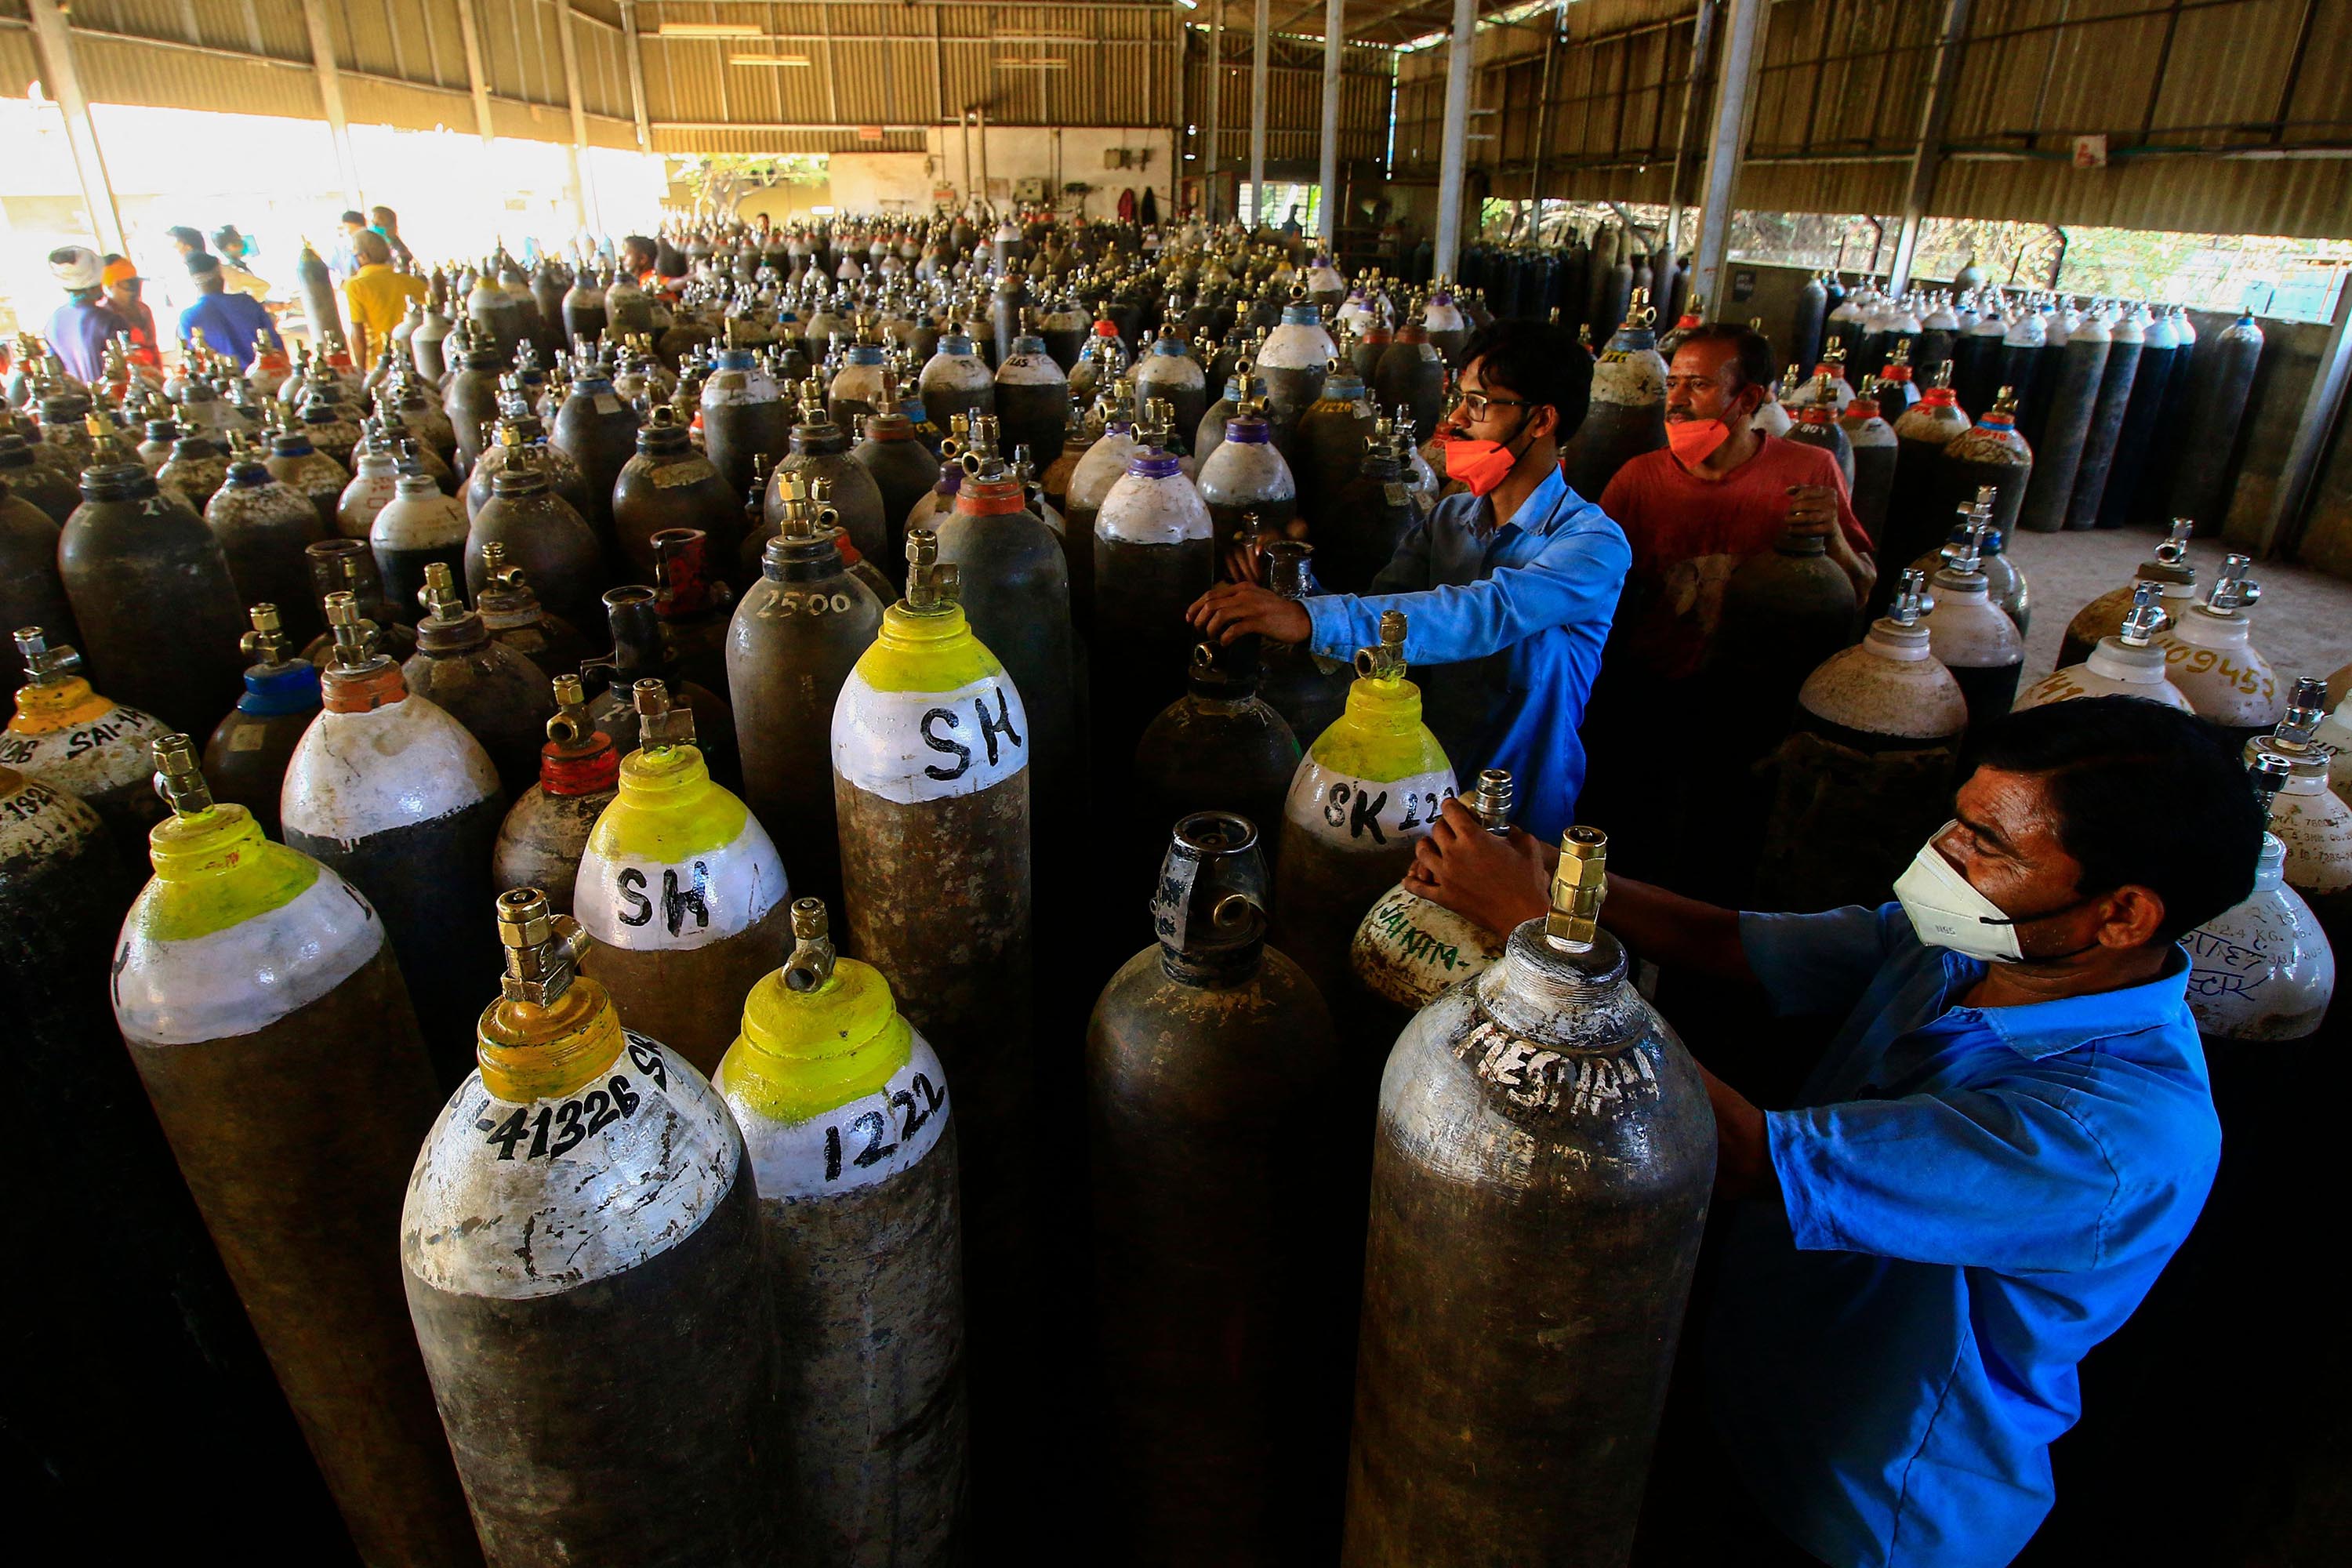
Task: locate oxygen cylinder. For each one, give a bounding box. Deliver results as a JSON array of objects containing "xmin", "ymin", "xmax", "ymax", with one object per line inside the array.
[
  {"xmin": 702, "ymin": 335, "xmax": 791, "ymax": 506},
  {"xmin": 0, "ymin": 473, "xmax": 79, "ymax": 698},
  {"xmin": 1255, "ymin": 539, "xmax": 1353, "ymax": 745},
  {"xmin": 1269, "ymin": 612, "xmax": 1457, "ymax": 1007},
  {"xmin": 771, "ymin": 381, "xmax": 894, "ymax": 588},
  {"xmin": 2168, "ymin": 310, "xmax": 2265, "ymax": 529},
  {"xmin": 828, "ymin": 329, "xmax": 891, "ymax": 430},
  {"xmin": 1791, "ymin": 272, "xmax": 1829, "ymax": 372},
  {"xmin": 299, "ymin": 535, "xmax": 419, "ymax": 666},
  {"xmin": 572, "ymin": 680, "xmax": 790, "ymax": 1078},
  {"xmin": 1784, "ymin": 376, "xmax": 1855, "ymax": 487},
  {"xmin": 1134, "ymin": 633, "xmax": 1301, "ymax": 883},
  {"xmin": 993, "ymin": 310, "xmax": 1071, "ymax": 469},
  {"xmin": 1709, "ymin": 517, "xmax": 1861, "ymax": 764},
  {"xmin": 1342, "ymin": 830, "xmax": 1714, "ymax": 1565},
  {"xmin": 299, "ymin": 390, "xmax": 362, "ymax": 473},
  {"xmin": 412, "ymin": 281, "xmax": 454, "ymax": 383},
  {"xmin": 1839, "ymin": 387, "xmax": 1899, "ymax": 546},
  {"xmin": 1822, "ymin": 276, "xmax": 1865, "ymax": 365},
  {"xmin": 201, "ymin": 604, "xmax": 321, "ymax": 837},
  {"xmin": 292, "ymin": 241, "xmax": 346, "ymax": 353},
  {"xmin": 550, "ymin": 361, "xmax": 641, "ymax": 554},
  {"xmin": 1935, "ymin": 386, "xmax": 2033, "ymax": 558},
  {"xmin": 851, "ymin": 371, "xmax": 942, "ymax": 572},
  {"xmin": 2017, "ymin": 311, "xmax": 2108, "ymax": 533},
  {"xmin": 158, "ymin": 428, "xmax": 229, "ymax": 513},
  {"xmin": 2066, "ymin": 309, "xmax": 2142, "ymax": 529},
  {"xmin": 118, "ymin": 735, "xmax": 481, "ymax": 1566},
  {"xmin": 728, "ymin": 474, "xmax": 884, "ymax": 912},
  {"xmin": 1953, "ymin": 301, "xmax": 2009, "ymax": 422},
  {"xmin": 443, "ymin": 331, "xmax": 506, "ymax": 472},
  {"xmin": 1920, "ymin": 505, "xmax": 2024, "ymax": 742},
  {"xmin": 2138, "ymin": 307, "xmax": 2205, "ymax": 525},
  {"xmin": 613, "ymin": 403, "xmax": 741, "ymax": 581},
  {"xmin": 1560, "ymin": 289, "xmax": 1668, "ymax": 503},
  {"xmin": 1196, "ymin": 403, "xmax": 1298, "ymax": 568},
  {"xmin": 58, "ymin": 422, "xmax": 247, "ymax": 735},
  {"xmin": 466, "ymin": 426, "xmax": 606, "ymax": 636},
  {"xmin": 1908, "ymin": 514, "xmax": 2030, "ymax": 633},
  {"xmin": 1133, "ymin": 325, "xmax": 1210, "ymax": 453},
  {"xmin": 371, "ymin": 464, "xmax": 471, "ymax": 622},
  {"xmin": 3, "ymin": 626, "xmax": 169, "ymax": 869},
  {"xmin": 2248, "ymin": 681, "xmax": 2352, "ymax": 928},
  {"xmin": 1093, "ymin": 412, "xmax": 1215, "ymax": 760},
  {"xmin": 1294, "ymin": 357, "xmax": 1379, "ymax": 536},
  {"xmin": 401, "ymin": 562, "xmax": 554, "ymax": 799},
  {"xmin": 1372, "ymin": 320, "xmax": 1446, "ymax": 444},
  {"xmin": 1752, "ymin": 572, "xmax": 1967, "ymax": 911},
  {"xmin": 1088, "ymin": 811, "xmax": 1345, "ymax": 1560},
  {"xmin": 465, "ymin": 391, "xmax": 592, "ymax": 523},
  {"xmin": 2056, "ymin": 518, "xmax": 2195, "ymax": 667},
  {"xmin": 474, "ymin": 540, "xmax": 590, "ymax": 673},
  {"xmin": 717, "ymin": 898, "xmax": 968, "ymax": 1566},
  {"xmin": 281, "ymin": 593, "xmax": 506, "ymax": 1084},
  {"xmin": 256, "ymin": 419, "xmax": 347, "ymax": 535},
  {"xmin": 561, "ymin": 269, "xmax": 608, "ymax": 347},
  {"xmin": 2016, "ymin": 583, "xmax": 2191, "ymax": 713},
  {"xmin": 1258, "ymin": 291, "xmax": 1338, "ymax": 437},
  {"xmin": 2151, "ymin": 554, "xmax": 2282, "ymax": 742},
  {"xmin": 492, "ymin": 675, "xmax": 620, "ymax": 918},
  {"xmin": 335, "ymin": 426, "xmax": 401, "ymax": 541},
  {"xmin": 2099, "ymin": 307, "xmax": 2180, "ymax": 528},
  {"xmin": 208, "ymin": 437, "xmax": 332, "ymax": 652},
  {"xmin": 584, "ymin": 579, "xmax": 735, "ymax": 771},
  {"xmin": 919, "ymin": 328, "xmax": 996, "ymax": 437},
  {"xmin": 0, "ymin": 429, "xmax": 83, "ymax": 524},
  {"xmin": 1351, "ymin": 767, "xmax": 1515, "ymax": 1022},
  {"xmin": 1319, "ymin": 416, "xmax": 1423, "ymax": 595},
  {"xmin": 2188, "ymin": 820, "xmax": 2335, "ymax": 1043},
  {"xmin": 401, "ymin": 888, "xmax": 776, "ymax": 1567}
]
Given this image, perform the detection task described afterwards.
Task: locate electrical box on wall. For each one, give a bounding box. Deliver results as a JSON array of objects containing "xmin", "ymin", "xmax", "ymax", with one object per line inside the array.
[
  {"xmin": 1104, "ymin": 148, "xmax": 1132, "ymax": 169},
  {"xmin": 1015, "ymin": 176, "xmax": 1046, "ymax": 202}
]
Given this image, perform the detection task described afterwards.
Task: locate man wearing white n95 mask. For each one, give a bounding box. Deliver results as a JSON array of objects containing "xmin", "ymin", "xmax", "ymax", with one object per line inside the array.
[{"xmin": 1397, "ymin": 695, "xmax": 2264, "ymax": 1566}]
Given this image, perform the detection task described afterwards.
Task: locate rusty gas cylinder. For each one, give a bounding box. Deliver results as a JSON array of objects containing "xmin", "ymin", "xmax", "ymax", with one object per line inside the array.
[
  {"xmin": 769, "ymin": 379, "xmax": 893, "ymax": 590},
  {"xmin": 613, "ymin": 403, "xmax": 740, "ymax": 580},
  {"xmin": 263, "ymin": 419, "xmax": 350, "ymax": 534},
  {"xmin": 401, "ymin": 562, "xmax": 554, "ymax": 799},
  {"xmin": 1088, "ymin": 812, "xmax": 1345, "ymax": 1561},
  {"xmin": 651, "ymin": 526, "xmax": 734, "ymax": 697},
  {"xmin": 1351, "ymin": 768, "xmax": 1517, "ymax": 1026},
  {"xmin": 851, "ymin": 368, "xmax": 943, "ymax": 574},
  {"xmin": 281, "ymin": 593, "xmax": 506, "ymax": 1085},
  {"xmin": 296, "ymin": 536, "xmax": 418, "ymax": 666},
  {"xmin": 492, "ymin": 674, "xmax": 622, "ymax": 918},
  {"xmin": 201, "ymin": 604, "xmax": 322, "ymax": 839},
  {"xmin": 117, "ymin": 736, "xmax": 481, "ymax": 1567},
  {"xmin": 0, "ymin": 471, "xmax": 78, "ymax": 700},
  {"xmin": 728, "ymin": 471, "xmax": 884, "ymax": 912},
  {"xmin": 550, "ymin": 358, "xmax": 641, "ymax": 555},
  {"xmin": 401, "ymin": 888, "xmax": 776, "ymax": 1566},
  {"xmin": 1093, "ymin": 406, "xmax": 1215, "ymax": 766},
  {"xmin": 3, "ymin": 626, "xmax": 170, "ymax": 873},
  {"xmin": 474, "ymin": 539, "xmax": 593, "ymax": 675},
  {"xmin": 0, "ymin": 429, "xmax": 83, "ymax": 524},
  {"xmin": 575, "ymin": 681, "xmax": 792, "ymax": 1079},
  {"xmin": 1269, "ymin": 611, "xmax": 1459, "ymax": 1011},
  {"xmin": 207, "ymin": 434, "xmax": 332, "ymax": 652},
  {"xmin": 717, "ymin": 898, "xmax": 967, "ymax": 1566},
  {"xmin": 57, "ymin": 419, "xmax": 247, "ymax": 735},
  {"xmin": 1133, "ymin": 634, "xmax": 1301, "ymax": 888},
  {"xmin": 1342, "ymin": 830, "xmax": 1715, "ymax": 1566},
  {"xmin": 466, "ymin": 426, "xmax": 607, "ymax": 637},
  {"xmin": 1559, "ymin": 291, "xmax": 1667, "ymax": 503}
]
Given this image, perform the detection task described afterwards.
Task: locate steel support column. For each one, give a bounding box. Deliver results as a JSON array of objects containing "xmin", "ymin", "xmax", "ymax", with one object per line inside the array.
[
  {"xmin": 557, "ymin": 0, "xmax": 597, "ymax": 236},
  {"xmin": 1318, "ymin": 0, "xmax": 1343, "ymax": 246},
  {"xmin": 1432, "ymin": 0, "xmax": 1475, "ymax": 282},
  {"xmin": 1527, "ymin": 0, "xmax": 1560, "ymax": 229},
  {"xmin": 1690, "ymin": 0, "xmax": 1764, "ymax": 314},
  {"xmin": 619, "ymin": 0, "xmax": 651, "ymax": 152},
  {"xmin": 1887, "ymin": 0, "xmax": 1970, "ymax": 293},
  {"xmin": 2238, "ymin": 270, "xmax": 2352, "ymax": 558},
  {"xmin": 1249, "ymin": 0, "xmax": 1271, "ymax": 229},
  {"xmin": 24, "ymin": 0, "xmax": 125, "ymax": 254},
  {"xmin": 452, "ymin": 0, "xmax": 496, "ymax": 144},
  {"xmin": 298, "ymin": 0, "xmax": 364, "ymax": 209},
  {"xmin": 1664, "ymin": 0, "xmax": 1719, "ymax": 274}
]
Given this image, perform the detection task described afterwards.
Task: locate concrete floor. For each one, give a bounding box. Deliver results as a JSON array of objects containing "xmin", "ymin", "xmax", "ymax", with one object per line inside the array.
[{"xmin": 2003, "ymin": 521, "xmax": 2352, "ymax": 690}]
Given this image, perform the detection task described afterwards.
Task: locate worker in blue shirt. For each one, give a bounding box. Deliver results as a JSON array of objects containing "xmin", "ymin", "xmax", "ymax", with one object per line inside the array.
[
  {"xmin": 1402, "ymin": 696, "xmax": 2259, "ymax": 1566},
  {"xmin": 176, "ymin": 254, "xmax": 277, "ymax": 369},
  {"xmin": 1186, "ymin": 320, "xmax": 1630, "ymax": 843}
]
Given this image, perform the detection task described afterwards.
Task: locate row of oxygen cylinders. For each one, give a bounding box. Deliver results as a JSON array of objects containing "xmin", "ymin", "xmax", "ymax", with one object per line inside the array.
[{"xmin": 5, "ymin": 521, "xmax": 1719, "ymax": 1566}]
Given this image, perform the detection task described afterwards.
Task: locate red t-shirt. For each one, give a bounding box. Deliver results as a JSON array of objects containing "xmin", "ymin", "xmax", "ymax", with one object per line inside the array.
[{"xmin": 1597, "ymin": 434, "xmax": 1871, "ymax": 682}]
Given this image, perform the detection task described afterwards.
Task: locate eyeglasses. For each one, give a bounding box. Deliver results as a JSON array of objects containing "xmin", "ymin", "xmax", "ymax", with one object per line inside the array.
[{"xmin": 1451, "ymin": 389, "xmax": 1529, "ymax": 419}]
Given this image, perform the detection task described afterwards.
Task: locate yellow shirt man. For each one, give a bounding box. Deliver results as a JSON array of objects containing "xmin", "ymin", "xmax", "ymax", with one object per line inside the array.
[{"xmin": 343, "ymin": 231, "xmax": 426, "ymax": 363}]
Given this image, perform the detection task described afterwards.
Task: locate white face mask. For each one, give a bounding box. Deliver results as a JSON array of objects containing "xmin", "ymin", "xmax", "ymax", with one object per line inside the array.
[{"xmin": 1893, "ymin": 827, "xmax": 2027, "ymax": 963}]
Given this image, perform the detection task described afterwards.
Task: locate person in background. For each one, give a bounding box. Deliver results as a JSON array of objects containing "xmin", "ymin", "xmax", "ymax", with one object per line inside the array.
[
  {"xmin": 208, "ymin": 225, "xmax": 274, "ymax": 300},
  {"xmin": 620, "ymin": 234, "xmax": 660, "ymax": 287},
  {"xmin": 1398, "ymin": 696, "xmax": 2252, "ymax": 1568},
  {"xmin": 1185, "ymin": 319, "xmax": 1628, "ymax": 844},
  {"xmin": 367, "ymin": 205, "xmax": 416, "ymax": 268},
  {"xmin": 100, "ymin": 257, "xmax": 162, "ymax": 370},
  {"xmin": 42, "ymin": 245, "xmax": 129, "ymax": 385},
  {"xmin": 178, "ymin": 254, "xmax": 276, "ymax": 369},
  {"xmin": 343, "ymin": 230, "xmax": 427, "ymax": 366},
  {"xmin": 328, "ymin": 210, "xmax": 371, "ymax": 282}
]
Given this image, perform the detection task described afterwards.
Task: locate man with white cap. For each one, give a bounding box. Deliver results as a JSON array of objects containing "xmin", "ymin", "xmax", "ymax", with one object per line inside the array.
[{"xmin": 43, "ymin": 246, "xmax": 131, "ymax": 385}]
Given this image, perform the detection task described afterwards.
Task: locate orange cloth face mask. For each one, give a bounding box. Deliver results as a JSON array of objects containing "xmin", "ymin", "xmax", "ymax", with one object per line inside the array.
[{"xmin": 1665, "ymin": 416, "xmax": 1732, "ymax": 466}]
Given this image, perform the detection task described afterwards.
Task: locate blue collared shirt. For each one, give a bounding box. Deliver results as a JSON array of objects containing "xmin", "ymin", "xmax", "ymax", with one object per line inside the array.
[
  {"xmin": 178, "ymin": 291, "xmax": 274, "ymax": 368},
  {"xmin": 1301, "ymin": 465, "xmax": 1628, "ymax": 842},
  {"xmin": 1710, "ymin": 904, "xmax": 2220, "ymax": 1568}
]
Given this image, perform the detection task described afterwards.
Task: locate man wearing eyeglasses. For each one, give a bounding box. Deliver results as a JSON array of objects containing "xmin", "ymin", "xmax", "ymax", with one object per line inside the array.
[{"xmin": 1186, "ymin": 319, "xmax": 1630, "ymax": 844}]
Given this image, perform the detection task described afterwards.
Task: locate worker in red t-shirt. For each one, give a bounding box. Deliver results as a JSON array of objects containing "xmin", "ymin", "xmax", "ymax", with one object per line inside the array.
[
  {"xmin": 1599, "ymin": 323, "xmax": 1875, "ymax": 683},
  {"xmin": 1579, "ymin": 322, "xmax": 1878, "ymax": 896}
]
